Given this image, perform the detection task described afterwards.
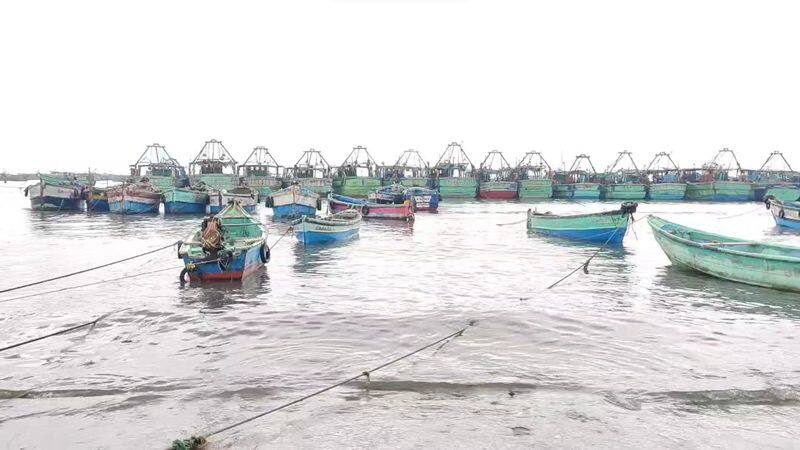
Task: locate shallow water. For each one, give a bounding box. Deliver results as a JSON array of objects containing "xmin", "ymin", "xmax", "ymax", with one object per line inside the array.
[{"xmin": 1, "ymin": 181, "xmax": 799, "ymax": 448}]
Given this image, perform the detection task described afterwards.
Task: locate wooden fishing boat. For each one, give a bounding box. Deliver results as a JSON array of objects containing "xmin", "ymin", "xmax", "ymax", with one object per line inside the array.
[
  {"xmin": 371, "ymin": 183, "xmax": 406, "ymax": 203},
  {"xmin": 601, "ymin": 151, "xmax": 647, "ymax": 200},
  {"xmin": 527, "ymin": 202, "xmax": 637, "ymax": 244},
  {"xmin": 266, "ymin": 184, "xmax": 321, "ymax": 219},
  {"xmin": 431, "ymin": 142, "xmax": 478, "ymax": 198},
  {"xmin": 24, "ymin": 173, "xmax": 85, "ymax": 211},
  {"xmin": 332, "ymin": 146, "xmax": 382, "ymax": 197},
  {"xmin": 648, "ymin": 215, "xmax": 800, "ymax": 292},
  {"xmin": 163, "ymin": 185, "xmax": 210, "ymax": 214},
  {"xmin": 645, "ymin": 152, "xmax": 686, "ymax": 200},
  {"xmin": 684, "ymin": 148, "xmax": 754, "ymax": 201},
  {"xmin": 372, "ymin": 184, "xmax": 440, "ymax": 212},
  {"xmin": 85, "ymin": 186, "xmax": 110, "ymax": 212},
  {"xmin": 292, "ymin": 209, "xmax": 362, "ymax": 244},
  {"xmin": 237, "ymin": 146, "xmax": 284, "ymax": 198},
  {"xmin": 383, "ymin": 149, "xmax": 431, "ymax": 187},
  {"xmin": 129, "ymin": 143, "xmax": 188, "ymax": 192},
  {"xmin": 208, "ymin": 185, "xmax": 258, "ymax": 214},
  {"xmin": 477, "ymin": 150, "xmax": 517, "ymax": 199},
  {"xmin": 107, "ymin": 178, "xmax": 162, "ymax": 214},
  {"xmin": 285, "ymin": 149, "xmax": 333, "ymax": 194},
  {"xmin": 764, "ymin": 198, "xmax": 800, "ymax": 229},
  {"xmin": 552, "ymin": 155, "xmax": 601, "ymax": 199},
  {"xmin": 328, "ymin": 193, "xmax": 414, "ymax": 221},
  {"xmin": 755, "ymin": 151, "xmax": 800, "ymax": 202},
  {"xmin": 188, "ymin": 139, "xmax": 239, "ymax": 195},
  {"xmin": 516, "ymin": 151, "xmax": 553, "ymax": 199},
  {"xmin": 178, "ymin": 201, "xmax": 269, "ymax": 282}
]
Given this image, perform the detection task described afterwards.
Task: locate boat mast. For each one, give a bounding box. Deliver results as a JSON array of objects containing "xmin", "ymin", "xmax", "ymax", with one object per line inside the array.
[
  {"xmin": 292, "ymin": 148, "xmax": 331, "ymax": 178},
  {"xmin": 516, "ymin": 151, "xmax": 552, "ymax": 180},
  {"xmin": 238, "ymin": 146, "xmax": 282, "ymax": 176},
  {"xmin": 646, "ymin": 151, "xmax": 680, "ymax": 172},
  {"xmin": 568, "ymin": 154, "xmax": 597, "ymax": 174},
  {"xmin": 433, "ymin": 142, "xmax": 475, "ymax": 177},
  {"xmin": 188, "ymin": 139, "xmax": 237, "ymax": 175},
  {"xmin": 130, "ymin": 143, "xmax": 182, "ymax": 177},
  {"xmin": 391, "ymin": 149, "xmax": 429, "ymax": 179}
]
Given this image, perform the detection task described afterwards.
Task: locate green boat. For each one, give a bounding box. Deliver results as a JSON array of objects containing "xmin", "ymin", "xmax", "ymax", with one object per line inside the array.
[
  {"xmin": 754, "ymin": 151, "xmax": 800, "ymax": 202},
  {"xmin": 527, "ymin": 202, "xmax": 637, "ymax": 244},
  {"xmin": 332, "ymin": 146, "xmax": 382, "ymax": 197},
  {"xmin": 765, "ymin": 184, "xmax": 800, "ymax": 202},
  {"xmin": 237, "ymin": 146, "xmax": 284, "ymax": 198},
  {"xmin": 683, "ymin": 148, "xmax": 754, "ymax": 201},
  {"xmin": 129, "ymin": 143, "xmax": 188, "ymax": 192},
  {"xmin": 286, "ymin": 149, "xmax": 333, "ymax": 194},
  {"xmin": 188, "ymin": 139, "xmax": 239, "ymax": 192},
  {"xmin": 648, "ymin": 215, "xmax": 800, "ymax": 292},
  {"xmin": 382, "ymin": 149, "xmax": 431, "ymax": 187},
  {"xmin": 431, "ymin": 142, "xmax": 478, "ymax": 198},
  {"xmin": 516, "ymin": 151, "xmax": 553, "ymax": 199},
  {"xmin": 644, "ymin": 152, "xmax": 686, "ymax": 200},
  {"xmin": 600, "ymin": 151, "xmax": 647, "ymax": 200},
  {"xmin": 553, "ymin": 154, "xmax": 601, "ymax": 199}
]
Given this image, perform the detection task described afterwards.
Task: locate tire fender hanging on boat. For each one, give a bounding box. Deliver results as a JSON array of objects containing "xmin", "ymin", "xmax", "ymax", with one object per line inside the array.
[
  {"xmin": 779, "ymin": 208, "xmax": 786, "ymax": 219},
  {"xmin": 260, "ymin": 243, "xmax": 270, "ymax": 263},
  {"xmin": 361, "ymin": 205, "xmax": 370, "ymax": 216}
]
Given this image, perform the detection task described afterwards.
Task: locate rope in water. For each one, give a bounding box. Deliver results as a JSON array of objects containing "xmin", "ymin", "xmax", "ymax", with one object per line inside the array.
[
  {"xmin": 269, "ymin": 226, "xmax": 294, "ymax": 250},
  {"xmin": 0, "ymin": 241, "xmax": 179, "ymax": 295},
  {"xmin": 716, "ymin": 204, "xmax": 767, "ymax": 220},
  {"xmin": 0, "ymin": 309, "xmax": 128, "ymax": 353},
  {"xmin": 171, "ymin": 320, "xmax": 476, "ymax": 449}
]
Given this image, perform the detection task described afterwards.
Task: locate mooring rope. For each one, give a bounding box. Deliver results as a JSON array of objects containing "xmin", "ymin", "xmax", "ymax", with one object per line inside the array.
[
  {"xmin": 716, "ymin": 205, "xmax": 766, "ymax": 220},
  {"xmin": 0, "ymin": 241, "xmax": 179, "ymax": 294},
  {"xmin": 0, "ymin": 308, "xmax": 129, "ymax": 353},
  {"xmin": 269, "ymin": 226, "xmax": 294, "ymax": 250},
  {"xmin": 171, "ymin": 320, "xmax": 476, "ymax": 449}
]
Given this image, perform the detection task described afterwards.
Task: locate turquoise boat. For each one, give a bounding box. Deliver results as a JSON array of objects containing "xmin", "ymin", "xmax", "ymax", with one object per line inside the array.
[
  {"xmin": 332, "ymin": 146, "xmax": 382, "ymax": 197},
  {"xmin": 382, "ymin": 149, "xmax": 431, "ymax": 187},
  {"xmin": 645, "ymin": 152, "xmax": 686, "ymax": 200},
  {"xmin": 527, "ymin": 202, "xmax": 637, "ymax": 244},
  {"xmin": 601, "ymin": 151, "xmax": 647, "ymax": 200},
  {"xmin": 292, "ymin": 209, "xmax": 361, "ymax": 245},
  {"xmin": 430, "ymin": 142, "xmax": 478, "ymax": 198},
  {"xmin": 553, "ymin": 155, "xmax": 601, "ymax": 199},
  {"xmin": 287, "ymin": 149, "xmax": 333, "ymax": 194},
  {"xmin": 163, "ymin": 186, "xmax": 209, "ymax": 214},
  {"xmin": 648, "ymin": 215, "xmax": 800, "ymax": 292},
  {"xmin": 128, "ymin": 143, "xmax": 188, "ymax": 192},
  {"xmin": 516, "ymin": 151, "xmax": 553, "ymax": 199},
  {"xmin": 753, "ymin": 151, "xmax": 800, "ymax": 202},
  {"xmin": 765, "ymin": 198, "xmax": 800, "ymax": 229},
  {"xmin": 238, "ymin": 146, "xmax": 284, "ymax": 198},
  {"xmin": 683, "ymin": 148, "xmax": 754, "ymax": 201},
  {"xmin": 764, "ymin": 184, "xmax": 800, "ymax": 202}
]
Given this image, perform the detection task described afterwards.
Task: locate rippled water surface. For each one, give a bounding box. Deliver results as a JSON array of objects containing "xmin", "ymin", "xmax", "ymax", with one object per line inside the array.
[{"xmin": 2, "ymin": 182, "xmax": 800, "ymax": 448}]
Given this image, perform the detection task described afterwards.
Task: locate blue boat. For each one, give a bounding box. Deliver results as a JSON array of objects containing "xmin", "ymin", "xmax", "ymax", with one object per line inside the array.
[
  {"xmin": 267, "ymin": 184, "xmax": 320, "ymax": 219},
  {"xmin": 766, "ymin": 197, "xmax": 800, "ymax": 229},
  {"xmin": 405, "ymin": 186, "xmax": 440, "ymax": 211},
  {"xmin": 163, "ymin": 186, "xmax": 209, "ymax": 214},
  {"xmin": 107, "ymin": 179, "xmax": 162, "ymax": 214},
  {"xmin": 178, "ymin": 202, "xmax": 268, "ymax": 281},
  {"xmin": 526, "ymin": 202, "xmax": 638, "ymax": 244},
  {"xmin": 292, "ymin": 209, "xmax": 361, "ymax": 244},
  {"xmin": 85, "ymin": 187, "xmax": 110, "ymax": 212}
]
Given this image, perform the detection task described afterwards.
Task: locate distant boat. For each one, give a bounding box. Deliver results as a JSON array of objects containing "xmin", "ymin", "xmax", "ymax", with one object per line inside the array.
[
  {"xmin": 648, "ymin": 215, "xmax": 800, "ymax": 292},
  {"xmin": 527, "ymin": 202, "xmax": 637, "ymax": 244},
  {"xmin": 178, "ymin": 201, "xmax": 268, "ymax": 282},
  {"xmin": 25, "ymin": 173, "xmax": 85, "ymax": 211},
  {"xmin": 85, "ymin": 187, "xmax": 110, "ymax": 212},
  {"xmin": 601, "ymin": 151, "xmax": 647, "ymax": 200},
  {"xmin": 266, "ymin": 184, "xmax": 320, "ymax": 219},
  {"xmin": 163, "ymin": 185, "xmax": 209, "ymax": 214},
  {"xmin": 332, "ymin": 146, "xmax": 382, "ymax": 197},
  {"xmin": 756, "ymin": 151, "xmax": 800, "ymax": 202},
  {"xmin": 644, "ymin": 152, "xmax": 686, "ymax": 200},
  {"xmin": 553, "ymin": 154, "xmax": 601, "ymax": 200},
  {"xmin": 477, "ymin": 150, "xmax": 518, "ymax": 200},
  {"xmin": 372, "ymin": 184, "xmax": 440, "ymax": 212},
  {"xmin": 129, "ymin": 143, "xmax": 188, "ymax": 192},
  {"xmin": 125, "ymin": 143, "xmax": 194, "ymax": 213},
  {"xmin": 328, "ymin": 193, "xmax": 414, "ymax": 221},
  {"xmin": 238, "ymin": 146, "xmax": 284, "ymax": 198},
  {"xmin": 188, "ymin": 139, "xmax": 240, "ymax": 200},
  {"xmin": 516, "ymin": 151, "xmax": 553, "ymax": 199},
  {"xmin": 383, "ymin": 149, "xmax": 431, "ymax": 188},
  {"xmin": 208, "ymin": 186, "xmax": 258, "ymax": 214},
  {"xmin": 684, "ymin": 148, "xmax": 754, "ymax": 201},
  {"xmin": 285, "ymin": 149, "xmax": 333, "ymax": 194},
  {"xmin": 430, "ymin": 142, "xmax": 478, "ymax": 198},
  {"xmin": 107, "ymin": 178, "xmax": 162, "ymax": 214},
  {"xmin": 293, "ymin": 209, "xmax": 362, "ymax": 244},
  {"xmin": 765, "ymin": 198, "xmax": 800, "ymax": 229}
]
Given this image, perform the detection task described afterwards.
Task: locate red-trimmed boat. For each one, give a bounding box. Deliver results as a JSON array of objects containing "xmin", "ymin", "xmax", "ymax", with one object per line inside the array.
[
  {"xmin": 328, "ymin": 193, "xmax": 414, "ymax": 221},
  {"xmin": 478, "ymin": 150, "xmax": 517, "ymax": 199}
]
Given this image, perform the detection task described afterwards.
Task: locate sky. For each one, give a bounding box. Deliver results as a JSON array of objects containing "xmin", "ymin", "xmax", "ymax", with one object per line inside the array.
[{"xmin": 1, "ymin": 0, "xmax": 799, "ymax": 174}]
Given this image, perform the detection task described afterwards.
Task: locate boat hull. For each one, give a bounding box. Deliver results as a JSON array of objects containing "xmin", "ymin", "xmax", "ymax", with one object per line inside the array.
[
  {"xmin": 572, "ymin": 183, "xmax": 601, "ymax": 199},
  {"xmin": 436, "ymin": 177, "xmax": 477, "ymax": 198},
  {"xmin": 329, "ymin": 195, "xmax": 414, "ymax": 220},
  {"xmin": 107, "ymin": 187, "xmax": 161, "ymax": 214},
  {"xmin": 333, "ymin": 176, "xmax": 382, "ymax": 198},
  {"xmin": 527, "ymin": 205, "xmax": 634, "ymax": 244},
  {"xmin": 478, "ymin": 181, "xmax": 518, "ymax": 200},
  {"xmin": 208, "ymin": 191, "xmax": 258, "ymax": 214},
  {"xmin": 648, "ymin": 183, "xmax": 686, "ymax": 201},
  {"xmin": 183, "ymin": 244, "xmax": 264, "ymax": 281},
  {"xmin": 27, "ymin": 182, "xmax": 84, "ymax": 211},
  {"xmin": 163, "ymin": 188, "xmax": 209, "ymax": 214},
  {"xmin": 269, "ymin": 185, "xmax": 319, "ymax": 219},
  {"xmin": 602, "ymin": 184, "xmax": 647, "ymax": 200},
  {"xmin": 294, "ymin": 218, "xmax": 360, "ymax": 244},
  {"xmin": 648, "ymin": 215, "xmax": 800, "ymax": 292},
  {"xmin": 765, "ymin": 185, "xmax": 800, "ymax": 202},
  {"xmin": 408, "ymin": 191, "xmax": 440, "ymax": 211},
  {"xmin": 295, "ymin": 178, "xmax": 332, "ymax": 195},
  {"xmin": 85, "ymin": 189, "xmax": 109, "ymax": 212},
  {"xmin": 768, "ymin": 199, "xmax": 800, "ymax": 229},
  {"xmin": 244, "ymin": 176, "xmax": 282, "ymax": 198},
  {"xmin": 552, "ymin": 184, "xmax": 573, "ymax": 199},
  {"xmin": 518, "ymin": 179, "xmax": 553, "ymax": 199},
  {"xmin": 686, "ymin": 181, "xmax": 753, "ymax": 201}
]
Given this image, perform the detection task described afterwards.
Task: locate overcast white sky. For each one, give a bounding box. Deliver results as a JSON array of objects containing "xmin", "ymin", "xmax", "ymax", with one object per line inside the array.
[{"xmin": 1, "ymin": 0, "xmax": 799, "ymax": 173}]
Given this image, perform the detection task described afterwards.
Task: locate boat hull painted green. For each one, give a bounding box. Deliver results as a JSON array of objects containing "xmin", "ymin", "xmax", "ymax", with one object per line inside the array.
[
  {"xmin": 527, "ymin": 204, "xmax": 634, "ymax": 244},
  {"xmin": 333, "ymin": 177, "xmax": 382, "ymax": 197},
  {"xmin": 436, "ymin": 177, "xmax": 477, "ymax": 198},
  {"xmin": 552, "ymin": 184, "xmax": 573, "ymax": 199},
  {"xmin": 648, "ymin": 183, "xmax": 686, "ymax": 201},
  {"xmin": 685, "ymin": 181, "xmax": 753, "ymax": 202},
  {"xmin": 382, "ymin": 177, "xmax": 429, "ymax": 188},
  {"xmin": 601, "ymin": 184, "xmax": 646, "ymax": 200},
  {"xmin": 518, "ymin": 179, "xmax": 553, "ymax": 199},
  {"xmin": 765, "ymin": 185, "xmax": 800, "ymax": 202},
  {"xmin": 163, "ymin": 188, "xmax": 209, "ymax": 214},
  {"xmin": 190, "ymin": 174, "xmax": 238, "ymax": 192},
  {"xmin": 245, "ymin": 176, "xmax": 283, "ymax": 198},
  {"xmin": 573, "ymin": 183, "xmax": 601, "ymax": 199},
  {"xmin": 648, "ymin": 215, "xmax": 800, "ymax": 292}
]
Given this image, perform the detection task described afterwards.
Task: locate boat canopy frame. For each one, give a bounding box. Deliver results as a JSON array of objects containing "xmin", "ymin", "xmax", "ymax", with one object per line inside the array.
[
  {"xmin": 478, "ymin": 150, "xmax": 514, "ymax": 182},
  {"xmin": 287, "ymin": 148, "xmax": 332, "ymax": 180},
  {"xmin": 432, "ymin": 142, "xmax": 475, "ymax": 179},
  {"xmin": 335, "ymin": 145, "xmax": 379, "ymax": 178},
  {"xmin": 515, "ymin": 151, "xmax": 553, "ymax": 180},
  {"xmin": 237, "ymin": 146, "xmax": 284, "ymax": 178},
  {"xmin": 188, "ymin": 139, "xmax": 238, "ymax": 176}
]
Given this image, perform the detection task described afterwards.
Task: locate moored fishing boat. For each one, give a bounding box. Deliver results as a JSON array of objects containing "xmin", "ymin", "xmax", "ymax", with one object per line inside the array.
[
  {"xmin": 24, "ymin": 173, "xmax": 85, "ymax": 211},
  {"xmin": 208, "ymin": 184, "xmax": 258, "ymax": 214},
  {"xmin": 516, "ymin": 151, "xmax": 553, "ymax": 199},
  {"xmin": 163, "ymin": 185, "xmax": 210, "ymax": 214},
  {"xmin": 430, "ymin": 142, "xmax": 477, "ymax": 198},
  {"xmin": 107, "ymin": 178, "xmax": 162, "ymax": 214},
  {"xmin": 527, "ymin": 202, "xmax": 637, "ymax": 244},
  {"xmin": 684, "ymin": 148, "xmax": 754, "ymax": 201},
  {"xmin": 383, "ymin": 149, "xmax": 431, "ymax": 187},
  {"xmin": 328, "ymin": 193, "xmax": 414, "ymax": 221},
  {"xmin": 188, "ymin": 139, "xmax": 240, "ymax": 199},
  {"xmin": 552, "ymin": 155, "xmax": 601, "ymax": 199},
  {"xmin": 477, "ymin": 150, "xmax": 517, "ymax": 200},
  {"xmin": 764, "ymin": 197, "xmax": 800, "ymax": 229},
  {"xmin": 178, "ymin": 201, "xmax": 269, "ymax": 282},
  {"xmin": 85, "ymin": 187, "xmax": 110, "ymax": 212},
  {"xmin": 648, "ymin": 215, "xmax": 800, "ymax": 292},
  {"xmin": 332, "ymin": 146, "xmax": 382, "ymax": 197},
  {"xmin": 286, "ymin": 149, "xmax": 333, "ymax": 194},
  {"xmin": 266, "ymin": 184, "xmax": 321, "ymax": 219},
  {"xmin": 292, "ymin": 209, "xmax": 361, "ymax": 244},
  {"xmin": 645, "ymin": 152, "xmax": 686, "ymax": 200},
  {"xmin": 601, "ymin": 151, "xmax": 647, "ymax": 200},
  {"xmin": 238, "ymin": 146, "xmax": 284, "ymax": 198},
  {"xmin": 756, "ymin": 151, "xmax": 800, "ymax": 202},
  {"xmin": 129, "ymin": 143, "xmax": 188, "ymax": 192},
  {"xmin": 405, "ymin": 186, "xmax": 440, "ymax": 211}
]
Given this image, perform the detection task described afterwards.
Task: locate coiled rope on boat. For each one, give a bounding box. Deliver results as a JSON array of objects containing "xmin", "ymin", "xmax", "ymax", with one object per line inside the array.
[
  {"xmin": 0, "ymin": 241, "xmax": 179, "ymax": 294},
  {"xmin": 169, "ymin": 320, "xmax": 476, "ymax": 450}
]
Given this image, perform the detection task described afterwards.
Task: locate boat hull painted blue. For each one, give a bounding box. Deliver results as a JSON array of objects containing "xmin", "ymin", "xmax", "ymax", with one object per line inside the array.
[
  {"xmin": 530, "ymin": 226, "xmax": 626, "ymax": 244},
  {"xmin": 108, "ymin": 200, "xmax": 159, "ymax": 214},
  {"xmin": 648, "ymin": 194, "xmax": 685, "ymax": 201},
  {"xmin": 273, "ymin": 204, "xmax": 316, "ymax": 219},
  {"xmin": 183, "ymin": 244, "xmax": 264, "ymax": 281},
  {"xmin": 86, "ymin": 199, "xmax": 109, "ymax": 212},
  {"xmin": 164, "ymin": 201, "xmax": 206, "ymax": 214},
  {"xmin": 296, "ymin": 228, "xmax": 359, "ymax": 244},
  {"xmin": 711, "ymin": 194, "xmax": 751, "ymax": 202}
]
